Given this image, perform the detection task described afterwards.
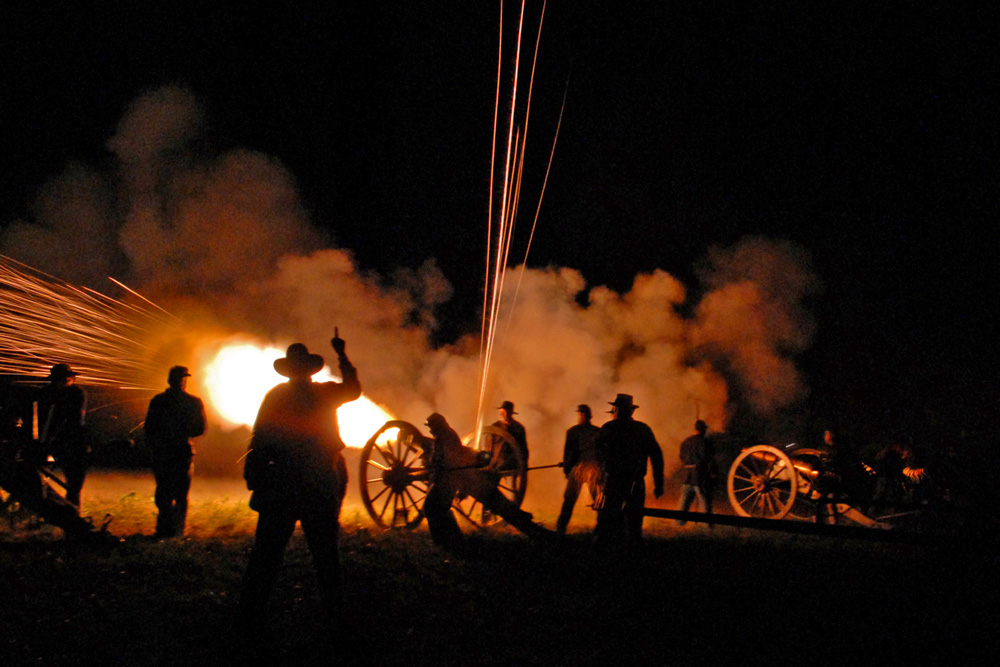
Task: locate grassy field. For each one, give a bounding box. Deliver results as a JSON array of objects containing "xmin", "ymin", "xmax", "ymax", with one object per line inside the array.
[{"xmin": 2, "ymin": 472, "xmax": 997, "ymax": 667}]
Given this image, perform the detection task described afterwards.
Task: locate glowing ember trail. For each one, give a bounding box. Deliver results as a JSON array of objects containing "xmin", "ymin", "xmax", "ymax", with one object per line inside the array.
[
  {"xmin": 202, "ymin": 342, "xmax": 394, "ymax": 448},
  {"xmin": 0, "ymin": 254, "xmax": 173, "ymax": 388},
  {"xmin": 475, "ymin": 1, "xmax": 557, "ymax": 444}
]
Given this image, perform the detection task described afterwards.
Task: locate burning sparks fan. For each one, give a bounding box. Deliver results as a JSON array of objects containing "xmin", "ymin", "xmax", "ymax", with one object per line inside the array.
[
  {"xmin": 0, "ymin": 254, "xmax": 393, "ymax": 447},
  {"xmin": 0, "ymin": 254, "xmax": 173, "ymax": 389}
]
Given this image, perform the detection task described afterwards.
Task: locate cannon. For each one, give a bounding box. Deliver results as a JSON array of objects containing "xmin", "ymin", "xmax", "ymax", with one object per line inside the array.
[
  {"xmin": 726, "ymin": 443, "xmax": 894, "ymax": 527},
  {"xmin": 358, "ymin": 420, "xmax": 528, "ymax": 530}
]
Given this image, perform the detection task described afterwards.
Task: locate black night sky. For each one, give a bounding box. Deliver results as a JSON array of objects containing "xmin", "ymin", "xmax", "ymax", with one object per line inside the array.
[{"xmin": 3, "ymin": 2, "xmax": 998, "ymax": 446}]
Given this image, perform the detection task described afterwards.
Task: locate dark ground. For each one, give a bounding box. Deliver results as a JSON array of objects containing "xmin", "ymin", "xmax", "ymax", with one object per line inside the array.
[{"xmin": 2, "ymin": 500, "xmax": 997, "ymax": 667}]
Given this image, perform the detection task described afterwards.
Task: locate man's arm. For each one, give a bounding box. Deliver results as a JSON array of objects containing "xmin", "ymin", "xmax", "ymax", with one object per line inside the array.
[
  {"xmin": 330, "ymin": 330, "xmax": 362, "ymax": 402},
  {"xmin": 189, "ymin": 397, "xmax": 207, "ymax": 438}
]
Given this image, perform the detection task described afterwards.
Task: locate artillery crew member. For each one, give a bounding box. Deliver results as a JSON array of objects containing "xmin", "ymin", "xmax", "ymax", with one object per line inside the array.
[
  {"xmin": 32, "ymin": 363, "xmax": 90, "ymax": 506},
  {"xmin": 144, "ymin": 365, "xmax": 207, "ymax": 538},
  {"xmin": 676, "ymin": 419, "xmax": 716, "ymax": 524},
  {"xmin": 422, "ymin": 412, "xmax": 550, "ymax": 551},
  {"xmin": 240, "ymin": 332, "xmax": 360, "ymax": 622},
  {"xmin": 556, "ymin": 404, "xmax": 602, "ymax": 534},
  {"xmin": 594, "ymin": 394, "xmax": 664, "ymax": 545},
  {"xmin": 493, "ymin": 400, "xmax": 529, "ymax": 467},
  {"xmin": 1, "ymin": 386, "xmax": 114, "ymax": 543}
]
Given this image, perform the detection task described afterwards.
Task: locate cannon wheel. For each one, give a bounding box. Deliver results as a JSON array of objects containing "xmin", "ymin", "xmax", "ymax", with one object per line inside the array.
[
  {"xmin": 359, "ymin": 420, "xmax": 430, "ymax": 530},
  {"xmin": 452, "ymin": 425, "xmax": 528, "ymax": 528},
  {"xmin": 728, "ymin": 444, "xmax": 799, "ymax": 519}
]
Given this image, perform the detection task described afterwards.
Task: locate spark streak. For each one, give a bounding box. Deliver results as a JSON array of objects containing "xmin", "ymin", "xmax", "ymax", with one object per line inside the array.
[
  {"xmin": 476, "ymin": 1, "xmax": 558, "ymax": 439},
  {"xmin": 0, "ymin": 255, "xmax": 171, "ymax": 389}
]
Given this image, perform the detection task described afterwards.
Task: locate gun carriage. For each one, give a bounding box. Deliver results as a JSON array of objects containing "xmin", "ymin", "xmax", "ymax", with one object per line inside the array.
[
  {"xmin": 727, "ymin": 443, "xmax": 915, "ymax": 527},
  {"xmin": 359, "ymin": 420, "xmax": 529, "ymax": 530}
]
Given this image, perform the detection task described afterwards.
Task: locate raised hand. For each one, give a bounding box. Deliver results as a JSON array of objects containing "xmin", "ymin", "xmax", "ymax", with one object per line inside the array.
[{"xmin": 331, "ymin": 327, "xmax": 346, "ymax": 356}]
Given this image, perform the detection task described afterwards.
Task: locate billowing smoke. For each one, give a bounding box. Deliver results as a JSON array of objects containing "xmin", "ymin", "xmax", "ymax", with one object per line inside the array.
[
  {"xmin": 2, "ymin": 86, "xmax": 817, "ymax": 506},
  {"xmin": 691, "ymin": 238, "xmax": 817, "ymax": 415}
]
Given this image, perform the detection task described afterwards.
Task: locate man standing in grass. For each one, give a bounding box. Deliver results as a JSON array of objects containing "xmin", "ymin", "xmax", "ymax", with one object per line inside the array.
[
  {"xmin": 556, "ymin": 404, "xmax": 602, "ymax": 534},
  {"xmin": 594, "ymin": 394, "xmax": 664, "ymax": 545},
  {"xmin": 239, "ymin": 331, "xmax": 360, "ymax": 625},
  {"xmin": 144, "ymin": 365, "xmax": 206, "ymax": 538},
  {"xmin": 676, "ymin": 419, "xmax": 716, "ymax": 525}
]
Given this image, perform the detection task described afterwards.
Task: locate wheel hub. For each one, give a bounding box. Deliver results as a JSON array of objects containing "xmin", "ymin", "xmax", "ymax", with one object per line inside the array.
[{"xmin": 382, "ymin": 463, "xmax": 413, "ymax": 493}]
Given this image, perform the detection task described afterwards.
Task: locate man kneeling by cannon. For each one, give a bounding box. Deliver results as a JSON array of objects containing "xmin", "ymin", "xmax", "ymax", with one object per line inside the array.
[{"xmin": 421, "ymin": 412, "xmax": 551, "ymax": 551}]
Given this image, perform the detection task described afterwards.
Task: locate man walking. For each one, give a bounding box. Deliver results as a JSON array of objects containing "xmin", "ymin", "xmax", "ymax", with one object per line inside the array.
[{"xmin": 144, "ymin": 366, "xmax": 207, "ymax": 538}]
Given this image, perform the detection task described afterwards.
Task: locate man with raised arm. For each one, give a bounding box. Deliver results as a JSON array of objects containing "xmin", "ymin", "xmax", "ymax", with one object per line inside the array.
[{"xmin": 240, "ymin": 330, "xmax": 360, "ymax": 626}]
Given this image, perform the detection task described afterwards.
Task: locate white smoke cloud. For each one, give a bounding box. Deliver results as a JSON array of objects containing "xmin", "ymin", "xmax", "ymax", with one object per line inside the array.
[{"xmin": 2, "ymin": 86, "xmax": 817, "ymax": 510}]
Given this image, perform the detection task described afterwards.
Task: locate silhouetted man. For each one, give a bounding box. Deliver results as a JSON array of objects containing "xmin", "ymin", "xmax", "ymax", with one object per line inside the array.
[
  {"xmin": 421, "ymin": 412, "xmax": 550, "ymax": 552},
  {"xmin": 144, "ymin": 365, "xmax": 206, "ymax": 538},
  {"xmin": 493, "ymin": 400, "xmax": 528, "ymax": 467},
  {"xmin": 556, "ymin": 404, "xmax": 601, "ymax": 534},
  {"xmin": 1, "ymin": 387, "xmax": 114, "ymax": 543},
  {"xmin": 594, "ymin": 394, "xmax": 664, "ymax": 545},
  {"xmin": 676, "ymin": 419, "xmax": 716, "ymax": 525},
  {"xmin": 240, "ymin": 332, "xmax": 360, "ymax": 624},
  {"xmin": 33, "ymin": 363, "xmax": 89, "ymax": 506}
]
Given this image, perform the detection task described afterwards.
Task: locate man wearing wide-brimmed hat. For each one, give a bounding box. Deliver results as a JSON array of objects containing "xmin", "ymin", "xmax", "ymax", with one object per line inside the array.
[
  {"xmin": 240, "ymin": 329, "xmax": 361, "ymax": 624},
  {"xmin": 594, "ymin": 393, "xmax": 664, "ymax": 545},
  {"xmin": 33, "ymin": 363, "xmax": 90, "ymax": 506}
]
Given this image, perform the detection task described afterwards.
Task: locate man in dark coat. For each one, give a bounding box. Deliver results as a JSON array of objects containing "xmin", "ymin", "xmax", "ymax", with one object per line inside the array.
[
  {"xmin": 594, "ymin": 394, "xmax": 664, "ymax": 545},
  {"xmin": 239, "ymin": 332, "xmax": 360, "ymax": 621},
  {"xmin": 676, "ymin": 419, "xmax": 716, "ymax": 525},
  {"xmin": 556, "ymin": 404, "xmax": 602, "ymax": 534},
  {"xmin": 1, "ymin": 387, "xmax": 114, "ymax": 543},
  {"xmin": 421, "ymin": 412, "xmax": 550, "ymax": 552},
  {"xmin": 144, "ymin": 365, "xmax": 207, "ymax": 538},
  {"xmin": 32, "ymin": 363, "xmax": 89, "ymax": 506},
  {"xmin": 492, "ymin": 400, "xmax": 529, "ymax": 467}
]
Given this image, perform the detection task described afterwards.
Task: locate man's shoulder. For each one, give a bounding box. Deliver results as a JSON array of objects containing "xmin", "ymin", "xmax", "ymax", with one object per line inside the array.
[
  {"xmin": 621, "ymin": 419, "xmax": 656, "ymax": 440},
  {"xmin": 178, "ymin": 391, "xmax": 205, "ymax": 410},
  {"xmin": 258, "ymin": 382, "xmax": 291, "ymax": 405}
]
